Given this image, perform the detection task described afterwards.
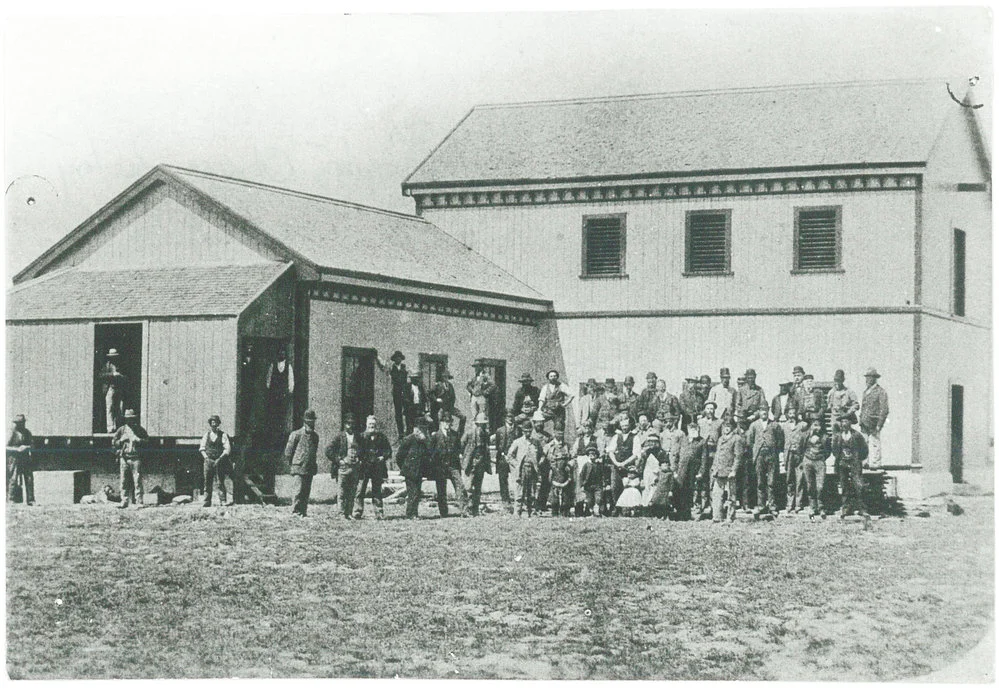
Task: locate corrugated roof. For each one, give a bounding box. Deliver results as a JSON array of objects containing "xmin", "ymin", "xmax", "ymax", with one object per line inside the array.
[
  {"xmin": 404, "ymin": 80, "xmax": 956, "ymax": 187},
  {"xmin": 164, "ymin": 167, "xmax": 546, "ymax": 303},
  {"xmin": 7, "ymin": 263, "xmax": 290, "ymax": 321}
]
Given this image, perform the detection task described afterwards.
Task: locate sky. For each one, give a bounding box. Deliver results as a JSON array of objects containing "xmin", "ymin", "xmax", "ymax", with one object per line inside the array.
[{"xmin": 3, "ymin": 7, "xmax": 993, "ymax": 279}]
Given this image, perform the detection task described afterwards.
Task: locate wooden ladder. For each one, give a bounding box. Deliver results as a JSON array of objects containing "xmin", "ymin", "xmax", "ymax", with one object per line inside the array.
[{"xmin": 242, "ymin": 474, "xmax": 278, "ymax": 505}]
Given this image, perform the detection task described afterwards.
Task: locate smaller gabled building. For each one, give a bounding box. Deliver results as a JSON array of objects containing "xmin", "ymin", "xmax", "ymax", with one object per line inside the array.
[{"xmin": 7, "ymin": 165, "xmax": 560, "ymax": 484}]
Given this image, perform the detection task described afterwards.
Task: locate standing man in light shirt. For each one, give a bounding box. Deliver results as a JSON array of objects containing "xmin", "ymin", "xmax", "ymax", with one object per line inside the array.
[
  {"xmin": 539, "ymin": 369, "xmax": 574, "ymax": 433},
  {"xmin": 706, "ymin": 367, "xmax": 736, "ymax": 421},
  {"xmin": 199, "ymin": 414, "xmax": 232, "ymax": 507},
  {"xmin": 859, "ymin": 368, "xmax": 889, "ymax": 469},
  {"xmin": 576, "ymin": 378, "xmax": 598, "ymax": 431}
]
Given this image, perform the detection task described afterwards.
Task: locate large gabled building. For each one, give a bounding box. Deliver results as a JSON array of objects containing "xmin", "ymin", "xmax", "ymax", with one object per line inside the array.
[
  {"xmin": 8, "ymin": 165, "xmax": 560, "ymax": 483},
  {"xmin": 403, "ymin": 80, "xmax": 992, "ymax": 497}
]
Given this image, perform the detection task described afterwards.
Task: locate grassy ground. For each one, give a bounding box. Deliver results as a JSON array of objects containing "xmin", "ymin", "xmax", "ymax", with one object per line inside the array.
[{"xmin": 6, "ymin": 494, "xmax": 994, "ymax": 680}]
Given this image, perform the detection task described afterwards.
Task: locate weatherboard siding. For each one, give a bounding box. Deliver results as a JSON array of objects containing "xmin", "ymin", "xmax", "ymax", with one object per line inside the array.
[
  {"xmin": 45, "ymin": 183, "xmax": 280, "ymax": 274},
  {"xmin": 6, "ymin": 321, "xmax": 93, "ymax": 436},
  {"xmin": 145, "ymin": 318, "xmax": 238, "ymax": 436},
  {"xmin": 422, "ymin": 190, "xmax": 918, "ymax": 314}
]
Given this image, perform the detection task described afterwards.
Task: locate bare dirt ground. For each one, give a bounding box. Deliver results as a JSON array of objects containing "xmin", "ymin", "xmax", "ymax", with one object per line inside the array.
[{"xmin": 6, "ymin": 494, "xmax": 994, "ymax": 680}]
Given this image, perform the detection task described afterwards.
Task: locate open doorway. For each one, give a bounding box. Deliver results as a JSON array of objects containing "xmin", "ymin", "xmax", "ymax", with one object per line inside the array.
[
  {"xmin": 237, "ymin": 337, "xmax": 292, "ymax": 449},
  {"xmin": 93, "ymin": 323, "xmax": 143, "ymax": 433},
  {"xmin": 951, "ymin": 384, "xmax": 964, "ymax": 483},
  {"xmin": 342, "ymin": 347, "xmax": 376, "ymax": 426}
]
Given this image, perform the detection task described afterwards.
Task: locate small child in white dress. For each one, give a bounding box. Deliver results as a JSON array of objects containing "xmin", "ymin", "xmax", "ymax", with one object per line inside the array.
[{"xmin": 616, "ymin": 465, "xmax": 643, "ymax": 516}]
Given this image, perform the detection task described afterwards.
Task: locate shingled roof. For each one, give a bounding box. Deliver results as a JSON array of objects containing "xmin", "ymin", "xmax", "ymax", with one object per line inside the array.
[
  {"xmin": 8, "ymin": 263, "xmax": 290, "ymax": 321},
  {"xmin": 164, "ymin": 166, "xmax": 546, "ymax": 303},
  {"xmin": 403, "ymin": 80, "xmax": 959, "ymax": 189}
]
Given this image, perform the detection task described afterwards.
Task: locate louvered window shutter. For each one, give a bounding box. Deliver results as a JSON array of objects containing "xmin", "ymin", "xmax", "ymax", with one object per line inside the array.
[
  {"xmin": 795, "ymin": 207, "xmax": 841, "ymax": 271},
  {"xmin": 686, "ymin": 211, "xmax": 730, "ymax": 274},
  {"xmin": 583, "ymin": 216, "xmax": 625, "ymax": 276}
]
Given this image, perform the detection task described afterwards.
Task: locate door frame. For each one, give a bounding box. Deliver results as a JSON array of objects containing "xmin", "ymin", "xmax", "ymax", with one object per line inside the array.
[{"xmin": 341, "ymin": 346, "xmax": 377, "ymax": 426}]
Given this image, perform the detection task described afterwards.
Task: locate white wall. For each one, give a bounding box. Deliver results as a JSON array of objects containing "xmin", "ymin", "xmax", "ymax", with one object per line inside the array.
[{"xmin": 423, "ymin": 190, "xmax": 917, "ymax": 313}]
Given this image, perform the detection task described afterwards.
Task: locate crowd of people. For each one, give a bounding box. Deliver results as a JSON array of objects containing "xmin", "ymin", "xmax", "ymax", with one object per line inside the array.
[
  {"xmin": 7, "ymin": 360, "xmax": 890, "ymax": 522},
  {"xmin": 285, "ymin": 363, "xmax": 890, "ymax": 522}
]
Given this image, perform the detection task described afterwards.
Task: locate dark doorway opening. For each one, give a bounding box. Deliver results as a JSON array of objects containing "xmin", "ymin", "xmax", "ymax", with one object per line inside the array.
[
  {"xmin": 237, "ymin": 337, "xmax": 290, "ymax": 449},
  {"xmin": 342, "ymin": 347, "xmax": 376, "ymax": 426},
  {"xmin": 93, "ymin": 323, "xmax": 143, "ymax": 433},
  {"xmin": 951, "ymin": 384, "xmax": 964, "ymax": 483},
  {"xmin": 478, "ymin": 358, "xmax": 507, "ymax": 431}
]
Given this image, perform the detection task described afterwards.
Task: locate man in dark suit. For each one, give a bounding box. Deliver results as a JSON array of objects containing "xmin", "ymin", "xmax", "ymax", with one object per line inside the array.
[
  {"xmin": 431, "ymin": 368, "xmax": 466, "ymax": 436},
  {"xmin": 354, "ymin": 415, "xmax": 393, "ymax": 520},
  {"xmin": 397, "ymin": 416, "xmax": 432, "ymax": 518},
  {"xmin": 832, "ymin": 413, "xmax": 869, "ymax": 518},
  {"xmin": 430, "ymin": 411, "xmax": 468, "ymax": 517},
  {"xmin": 381, "ymin": 350, "xmax": 410, "ymax": 441},
  {"xmin": 463, "ymin": 412, "xmax": 492, "ymax": 516},
  {"xmin": 491, "ymin": 409, "xmax": 518, "ymax": 512},
  {"xmin": 512, "ymin": 373, "xmax": 541, "ymax": 420},
  {"xmin": 405, "ymin": 372, "xmax": 427, "ymax": 436},
  {"xmin": 284, "ymin": 409, "xmax": 319, "ymax": 517},
  {"xmin": 325, "ymin": 413, "xmax": 362, "ymax": 519}
]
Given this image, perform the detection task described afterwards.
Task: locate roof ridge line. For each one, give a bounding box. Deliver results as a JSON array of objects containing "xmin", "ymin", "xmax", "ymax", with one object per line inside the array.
[
  {"xmin": 160, "ymin": 164, "xmax": 429, "ymax": 224},
  {"xmin": 472, "ymin": 77, "xmax": 943, "ymax": 110}
]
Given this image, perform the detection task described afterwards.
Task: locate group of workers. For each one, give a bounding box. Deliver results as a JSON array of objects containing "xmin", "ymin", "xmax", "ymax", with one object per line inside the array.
[{"xmin": 7, "ymin": 361, "xmax": 890, "ymax": 522}]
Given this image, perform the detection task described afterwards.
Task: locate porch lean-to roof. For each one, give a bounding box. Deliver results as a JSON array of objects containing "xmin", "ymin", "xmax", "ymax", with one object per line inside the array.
[{"xmin": 6, "ymin": 263, "xmax": 291, "ymax": 322}]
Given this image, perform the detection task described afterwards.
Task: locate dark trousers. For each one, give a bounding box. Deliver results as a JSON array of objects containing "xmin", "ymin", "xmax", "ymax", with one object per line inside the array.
[
  {"xmin": 839, "ymin": 459, "xmax": 865, "ymax": 515},
  {"xmin": 786, "ymin": 456, "xmax": 806, "ymax": 511},
  {"xmin": 673, "ymin": 455, "xmax": 699, "ymax": 520},
  {"xmin": 550, "ymin": 484, "xmax": 572, "ymax": 516},
  {"xmin": 695, "ymin": 452, "xmax": 714, "ymax": 511},
  {"xmin": 202, "ymin": 458, "xmax": 230, "ymax": 506},
  {"xmin": 436, "ymin": 468, "xmax": 468, "ymax": 516},
  {"xmin": 738, "ymin": 453, "xmax": 757, "ymax": 508},
  {"xmin": 496, "ymin": 459, "xmax": 512, "ymax": 506},
  {"xmin": 291, "ymin": 474, "xmax": 313, "ymax": 516},
  {"xmin": 803, "ymin": 459, "xmax": 826, "ymax": 515},
  {"xmin": 392, "ymin": 393, "xmax": 407, "ymax": 440},
  {"xmin": 535, "ymin": 466, "xmax": 551, "ymax": 512},
  {"xmin": 7, "ymin": 459, "xmax": 34, "ymax": 504},
  {"xmin": 468, "ymin": 465, "xmax": 488, "ymax": 515},
  {"xmin": 405, "ymin": 476, "xmax": 422, "ymax": 518},
  {"xmin": 354, "ymin": 473, "xmax": 384, "ymax": 518},
  {"xmin": 338, "ymin": 469, "xmax": 359, "ymax": 517},
  {"xmin": 517, "ymin": 477, "xmax": 537, "ymax": 515},
  {"xmin": 755, "ymin": 450, "xmax": 779, "ymax": 512}
]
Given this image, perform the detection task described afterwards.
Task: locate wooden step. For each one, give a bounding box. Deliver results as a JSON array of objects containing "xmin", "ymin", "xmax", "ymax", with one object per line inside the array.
[{"xmin": 243, "ymin": 474, "xmax": 278, "ymax": 505}]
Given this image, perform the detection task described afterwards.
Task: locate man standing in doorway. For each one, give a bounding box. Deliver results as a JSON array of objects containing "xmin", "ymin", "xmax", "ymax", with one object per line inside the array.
[
  {"xmin": 100, "ymin": 348, "xmax": 127, "ymax": 433},
  {"xmin": 466, "ymin": 361, "xmax": 497, "ymax": 427},
  {"xmin": 859, "ymin": 368, "xmax": 889, "ymax": 470},
  {"xmin": 285, "ymin": 409, "xmax": 319, "ymax": 517},
  {"xmin": 431, "ymin": 368, "xmax": 466, "ymax": 436},
  {"xmin": 265, "ymin": 345, "xmax": 295, "ymax": 447},
  {"xmin": 114, "ymin": 409, "xmax": 148, "ymax": 508},
  {"xmin": 405, "ymin": 372, "xmax": 427, "ymax": 435},
  {"xmin": 380, "ymin": 350, "xmax": 410, "ymax": 441}
]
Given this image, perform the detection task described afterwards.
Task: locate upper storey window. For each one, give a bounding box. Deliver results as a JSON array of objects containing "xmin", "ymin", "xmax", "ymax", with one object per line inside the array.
[{"xmin": 581, "ymin": 214, "xmax": 626, "ymax": 278}]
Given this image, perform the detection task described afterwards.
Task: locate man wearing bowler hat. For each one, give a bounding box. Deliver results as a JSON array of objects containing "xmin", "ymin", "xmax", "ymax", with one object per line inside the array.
[
  {"xmin": 396, "ymin": 415, "xmax": 433, "ymax": 518},
  {"xmin": 326, "ymin": 413, "xmax": 362, "ymax": 519},
  {"xmin": 199, "ymin": 414, "xmax": 233, "ymax": 507},
  {"xmin": 6, "ymin": 414, "xmax": 34, "ymax": 505},
  {"xmin": 859, "ymin": 368, "xmax": 889, "ymax": 469},
  {"xmin": 707, "ymin": 368, "xmax": 736, "ymax": 421},
  {"xmin": 431, "ymin": 367, "xmax": 466, "ymax": 435},
  {"xmin": 113, "ymin": 409, "xmax": 148, "ymax": 508},
  {"xmin": 618, "ymin": 375, "xmax": 640, "ymax": 424},
  {"xmin": 285, "ymin": 409, "xmax": 319, "ymax": 517},
  {"xmin": 636, "ymin": 372, "xmax": 659, "ymax": 421}
]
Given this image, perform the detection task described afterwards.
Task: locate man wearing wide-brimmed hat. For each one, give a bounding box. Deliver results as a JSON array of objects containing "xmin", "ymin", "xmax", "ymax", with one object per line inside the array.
[
  {"xmin": 513, "ymin": 373, "xmax": 541, "ymax": 423},
  {"xmin": 430, "ymin": 367, "xmax": 466, "ymax": 435},
  {"xmin": 100, "ymin": 348, "xmax": 127, "ymax": 433},
  {"xmin": 113, "ymin": 409, "xmax": 148, "ymax": 508},
  {"xmin": 199, "ymin": 414, "xmax": 232, "ymax": 507},
  {"xmin": 859, "ymin": 368, "xmax": 889, "ymax": 469},
  {"xmin": 7, "ymin": 414, "xmax": 34, "ymax": 505}
]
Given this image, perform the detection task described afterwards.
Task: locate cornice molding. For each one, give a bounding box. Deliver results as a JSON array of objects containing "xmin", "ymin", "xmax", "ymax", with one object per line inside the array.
[
  {"xmin": 414, "ymin": 173, "xmax": 921, "ymax": 211},
  {"xmin": 307, "ymin": 283, "xmax": 541, "ymax": 326}
]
